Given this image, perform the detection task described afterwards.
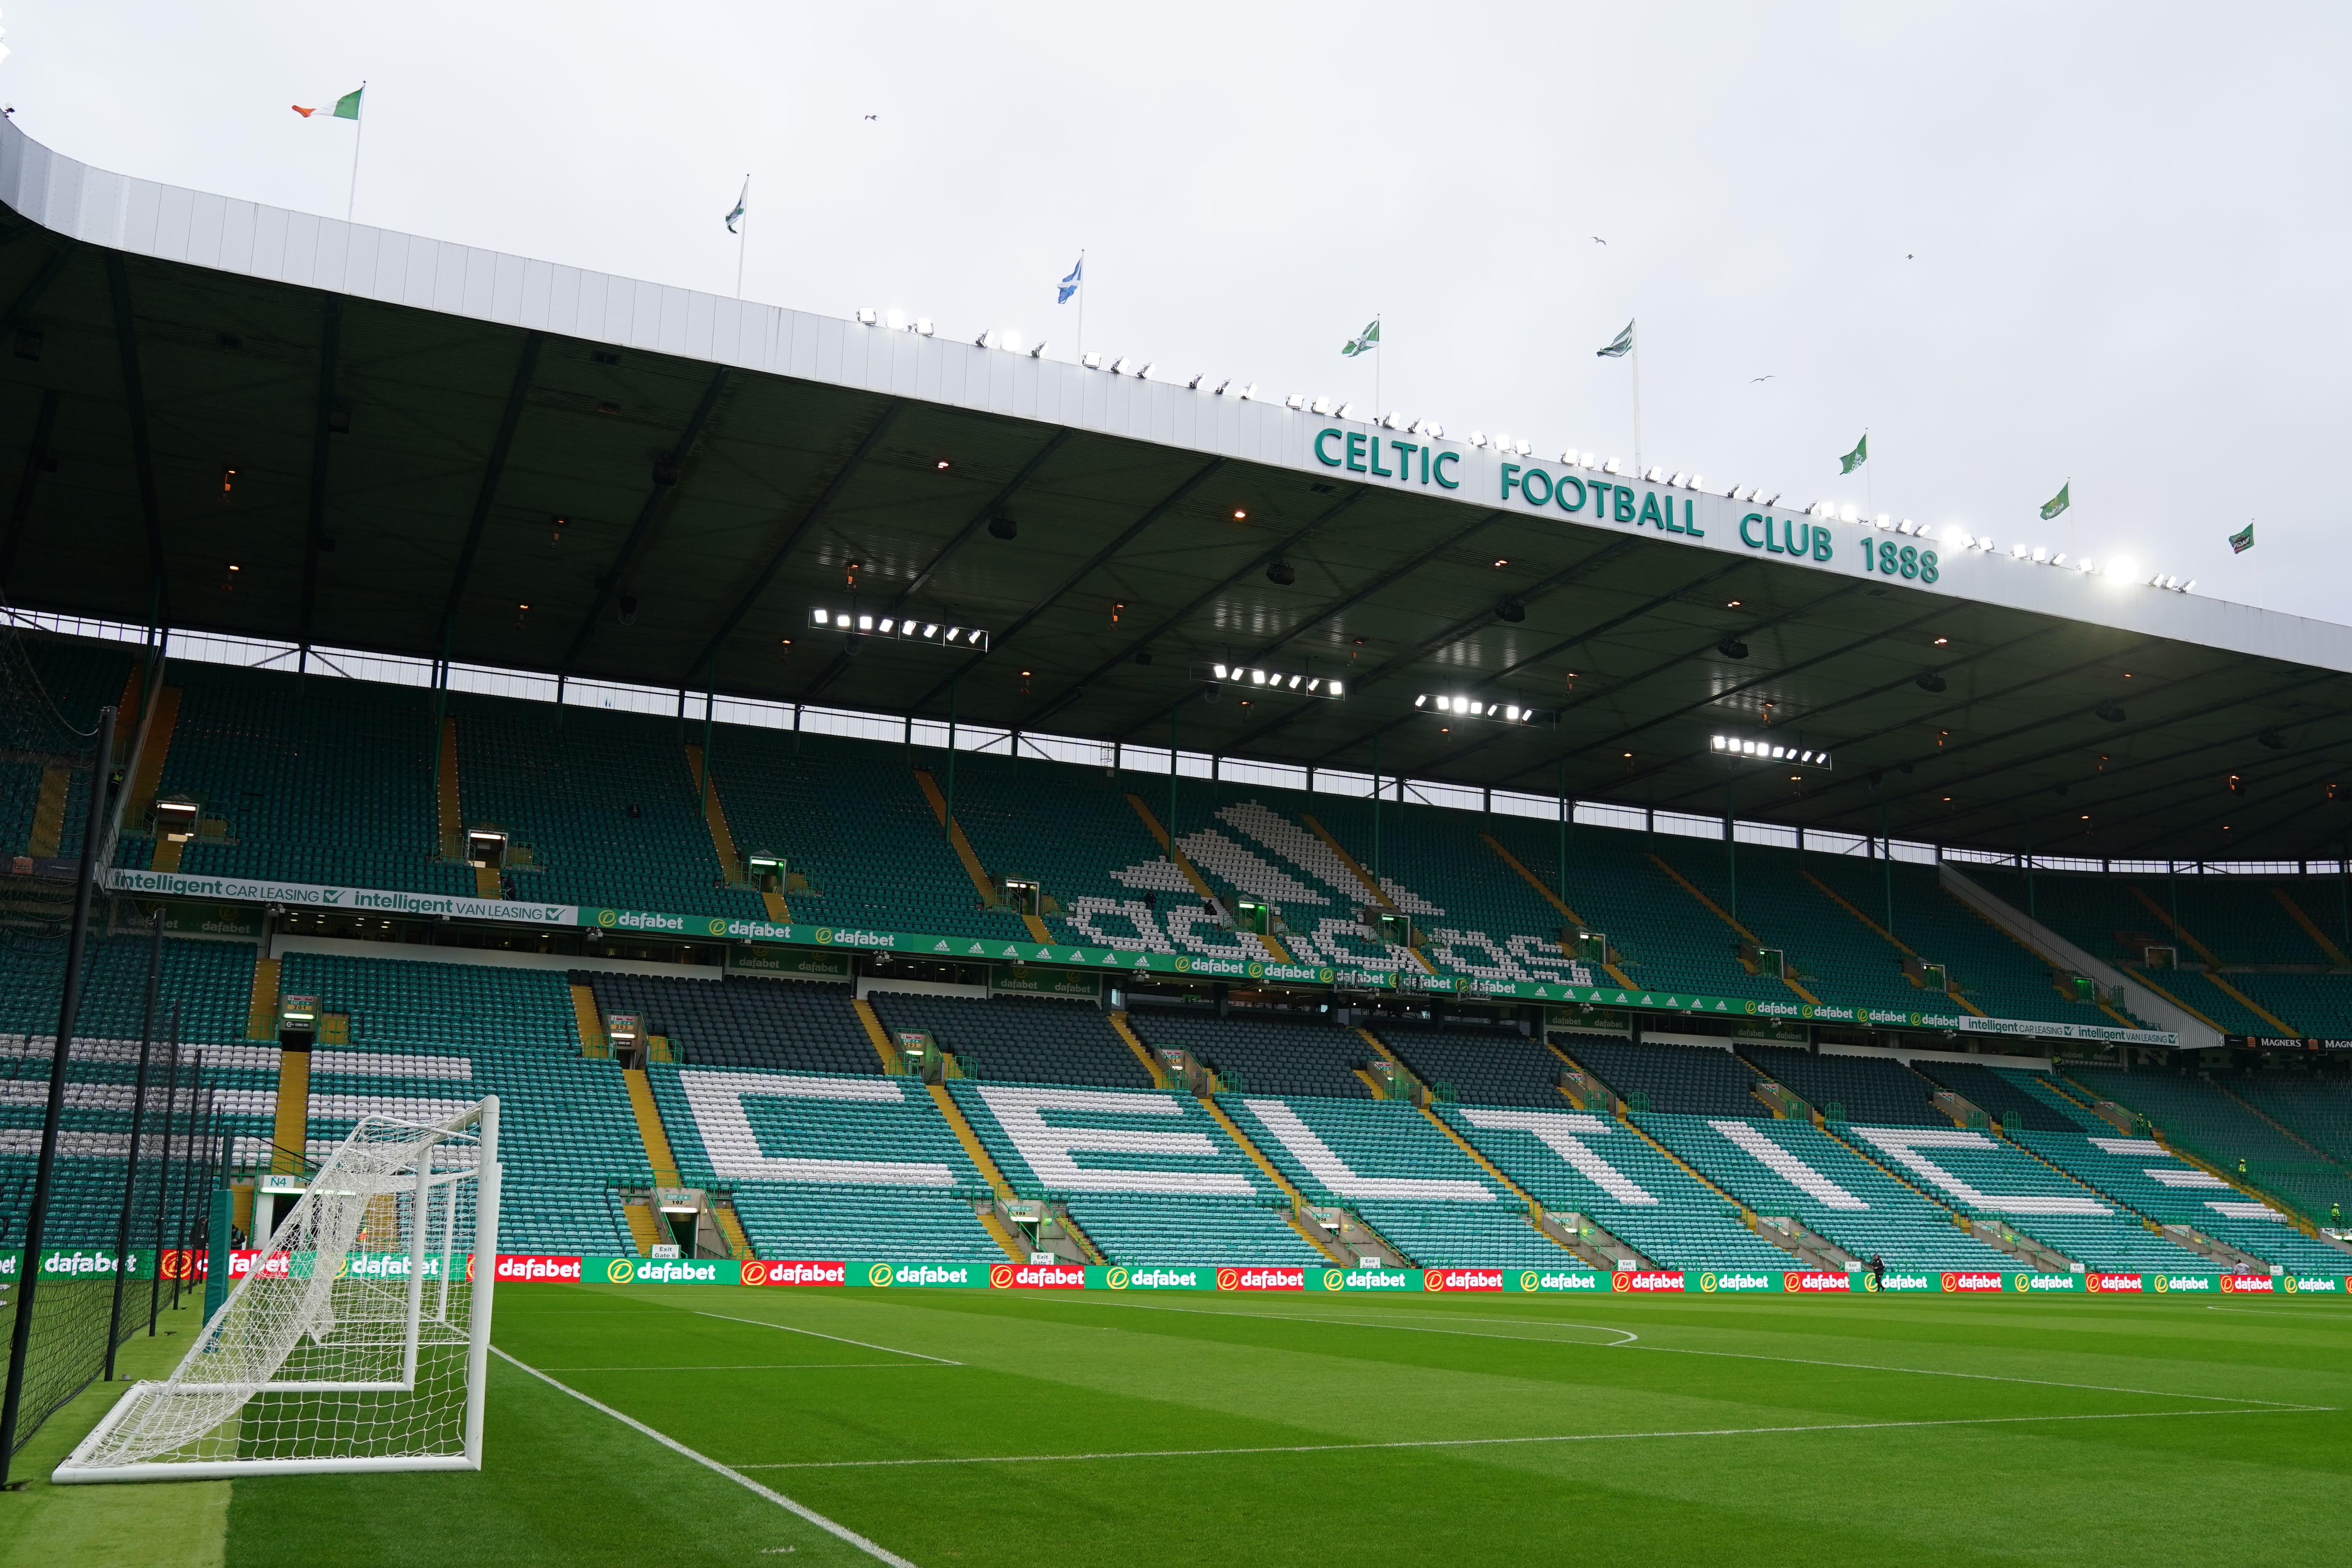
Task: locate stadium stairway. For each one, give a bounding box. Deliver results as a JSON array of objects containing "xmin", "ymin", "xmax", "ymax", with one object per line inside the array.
[
  {"xmin": 621, "ymin": 1064, "xmax": 683, "ymax": 1187},
  {"xmin": 1478, "ymin": 833, "xmax": 1639, "ymax": 988},
  {"xmin": 1105, "ymin": 1011, "xmax": 1171, "ymax": 1086},
  {"xmin": 128, "ymin": 683, "xmax": 184, "ymax": 871},
  {"xmin": 851, "ymin": 997, "xmax": 903, "ymax": 1074},
  {"xmin": 270, "ymin": 1045, "xmax": 311, "ymax": 1173},
  {"xmin": 1122, "ymin": 792, "xmax": 1300, "ymax": 965},
  {"xmin": 436, "ymin": 716, "xmax": 463, "ymax": 862},
  {"xmin": 1798, "ymin": 866, "xmax": 1990, "ymax": 1017},
  {"xmin": 684, "ymin": 741, "xmax": 770, "ymax": 914},
  {"xmin": 1645, "ymin": 851, "xmax": 1825, "ymax": 1007},
  {"xmin": 915, "ymin": 766, "xmax": 1052, "ymax": 942}
]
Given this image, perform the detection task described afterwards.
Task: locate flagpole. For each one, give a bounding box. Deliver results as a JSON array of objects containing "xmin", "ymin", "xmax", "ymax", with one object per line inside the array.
[
  {"xmin": 346, "ymin": 80, "xmax": 366, "ymax": 224},
  {"xmin": 1865, "ymin": 427, "xmax": 1873, "ymax": 521},
  {"xmin": 1075, "ymin": 248, "xmax": 1086, "ymax": 364},
  {"xmin": 1374, "ymin": 313, "xmax": 1381, "ymax": 415},
  {"xmin": 735, "ymin": 174, "xmax": 748, "ymax": 300},
  {"xmin": 1631, "ymin": 323, "xmax": 1642, "ymax": 474}
]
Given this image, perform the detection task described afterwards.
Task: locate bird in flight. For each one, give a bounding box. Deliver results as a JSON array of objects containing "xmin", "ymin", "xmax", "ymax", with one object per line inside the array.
[
  {"xmin": 1590, "ymin": 235, "xmax": 1607, "ymax": 245},
  {"xmin": 1751, "ymin": 375, "xmax": 1775, "ymax": 383},
  {"xmin": 864, "ymin": 113, "xmax": 879, "ymax": 120}
]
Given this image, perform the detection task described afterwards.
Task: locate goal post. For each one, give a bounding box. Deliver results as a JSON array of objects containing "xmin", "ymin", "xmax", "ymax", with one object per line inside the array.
[{"xmin": 53, "ymin": 1096, "xmax": 502, "ymax": 1483}]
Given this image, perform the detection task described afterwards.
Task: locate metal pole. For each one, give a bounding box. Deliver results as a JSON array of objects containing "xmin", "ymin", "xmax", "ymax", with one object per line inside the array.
[
  {"xmin": 0, "ymin": 706, "xmax": 114, "ymax": 1478},
  {"xmin": 104, "ymin": 910, "xmax": 165, "ymax": 1381},
  {"xmin": 461, "ymin": 1097, "xmax": 503, "ymax": 1467},
  {"xmin": 1167, "ymin": 705, "xmax": 1179, "ymax": 864},
  {"xmin": 1556, "ymin": 759, "xmax": 1568, "ymax": 908},
  {"xmin": 1371, "ymin": 732, "xmax": 1382, "ymax": 886},
  {"xmin": 2025, "ymin": 819, "xmax": 2038, "ymax": 923},
  {"xmin": 1881, "ymin": 801, "xmax": 1896, "ymax": 940},
  {"xmin": 170, "ymin": 1050, "xmax": 208, "ymax": 1312},
  {"xmin": 1721, "ymin": 771, "xmax": 1740, "ymax": 921},
  {"xmin": 148, "ymin": 1005, "xmax": 181, "ymax": 1335},
  {"xmin": 944, "ymin": 677, "xmax": 959, "ymax": 846}
]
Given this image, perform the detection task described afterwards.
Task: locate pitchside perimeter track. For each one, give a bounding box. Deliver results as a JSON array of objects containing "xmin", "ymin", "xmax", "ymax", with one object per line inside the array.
[{"xmin": 13, "ymin": 1284, "xmax": 2319, "ymax": 1567}]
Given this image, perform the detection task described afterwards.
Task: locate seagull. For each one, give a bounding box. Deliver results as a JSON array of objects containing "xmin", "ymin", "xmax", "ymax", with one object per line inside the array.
[
  {"xmin": 1590, "ymin": 235, "xmax": 1607, "ymax": 245},
  {"xmin": 863, "ymin": 114, "xmax": 879, "ymax": 120},
  {"xmin": 1751, "ymin": 375, "xmax": 1775, "ymax": 383}
]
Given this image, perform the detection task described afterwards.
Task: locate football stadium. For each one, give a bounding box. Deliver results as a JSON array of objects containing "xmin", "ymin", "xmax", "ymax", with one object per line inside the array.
[{"xmin": 4, "ymin": 88, "xmax": 2352, "ymax": 1567}]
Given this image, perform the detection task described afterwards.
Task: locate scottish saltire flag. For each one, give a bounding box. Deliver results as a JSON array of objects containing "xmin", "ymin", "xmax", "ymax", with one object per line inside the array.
[
  {"xmin": 1596, "ymin": 319, "xmax": 1634, "ymax": 358},
  {"xmin": 2229, "ymin": 522, "xmax": 2255, "ymax": 554},
  {"xmin": 2040, "ymin": 481, "xmax": 2071, "ymax": 521},
  {"xmin": 1342, "ymin": 319, "xmax": 1380, "ymax": 357},
  {"xmin": 1057, "ymin": 257, "xmax": 1083, "ymax": 304},
  {"xmin": 1839, "ymin": 434, "xmax": 1868, "ymax": 474},
  {"xmin": 725, "ymin": 179, "xmax": 748, "ymax": 234},
  {"xmin": 293, "ymin": 87, "xmax": 364, "ymax": 121}
]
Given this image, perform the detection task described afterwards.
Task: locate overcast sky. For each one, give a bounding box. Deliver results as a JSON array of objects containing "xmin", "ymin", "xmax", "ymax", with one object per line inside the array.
[{"xmin": 5, "ymin": 3, "xmax": 2347, "ymax": 623}]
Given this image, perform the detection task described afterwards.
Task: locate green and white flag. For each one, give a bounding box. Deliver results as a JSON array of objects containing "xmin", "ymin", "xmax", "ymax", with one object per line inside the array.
[
  {"xmin": 1839, "ymin": 434, "xmax": 1868, "ymax": 474},
  {"xmin": 1341, "ymin": 319, "xmax": 1380, "ymax": 357},
  {"xmin": 725, "ymin": 178, "xmax": 748, "ymax": 234},
  {"xmin": 293, "ymin": 87, "xmax": 363, "ymax": 122},
  {"xmin": 2229, "ymin": 522, "xmax": 2255, "ymax": 554},
  {"xmin": 2040, "ymin": 481, "xmax": 2071, "ymax": 521},
  {"xmin": 1596, "ymin": 319, "xmax": 1634, "ymax": 358}
]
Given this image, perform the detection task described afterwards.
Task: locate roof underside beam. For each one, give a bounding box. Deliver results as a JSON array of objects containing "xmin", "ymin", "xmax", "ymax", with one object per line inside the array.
[
  {"xmin": 102, "ymin": 251, "xmax": 168, "ymax": 628},
  {"xmin": 296, "ymin": 292, "xmax": 342, "ymax": 652},
  {"xmin": 908, "ymin": 455, "xmax": 1225, "ymax": 713},
  {"xmin": 437, "ymin": 330, "xmax": 543, "ymax": 652},
  {"xmin": 0, "ymin": 387, "xmax": 61, "ymax": 595},
  {"xmin": 564, "ymin": 364, "xmax": 731, "ymax": 671},
  {"xmin": 1023, "ymin": 486, "xmax": 1371, "ymax": 730},
  {"xmin": 794, "ymin": 413, "xmax": 1051, "ymax": 705}
]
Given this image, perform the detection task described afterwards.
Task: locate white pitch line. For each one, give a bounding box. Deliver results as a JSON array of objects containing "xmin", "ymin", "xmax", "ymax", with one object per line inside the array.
[
  {"xmin": 535, "ymin": 1363, "xmax": 950, "ymax": 1373},
  {"xmin": 494, "ymin": 1347, "xmax": 922, "ymax": 1568},
  {"xmin": 1030, "ymin": 1295, "xmax": 1640, "ymax": 1348},
  {"xmin": 690, "ymin": 1309, "xmax": 964, "ymax": 1366},
  {"xmin": 738, "ymin": 1404, "xmax": 2323, "ymax": 1472}
]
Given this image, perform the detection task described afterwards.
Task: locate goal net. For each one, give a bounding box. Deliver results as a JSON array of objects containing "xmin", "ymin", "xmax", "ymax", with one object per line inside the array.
[{"xmin": 53, "ymin": 1097, "xmax": 502, "ymax": 1482}]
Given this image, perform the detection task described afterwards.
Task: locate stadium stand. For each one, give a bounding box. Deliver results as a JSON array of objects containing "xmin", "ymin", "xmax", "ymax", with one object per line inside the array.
[
  {"xmin": 1555, "ymin": 1035, "xmax": 1766, "ymax": 1118},
  {"xmin": 870, "ymin": 992, "xmax": 1148, "ymax": 1089},
  {"xmin": 1904, "ymin": 1058, "xmax": 2081, "ymax": 1133},
  {"xmin": 1372, "ymin": 1019, "xmax": 1563, "ymax": 1107},
  {"xmin": 943, "ymin": 1078, "xmax": 1319, "ymax": 1265},
  {"xmin": 1641, "ymin": 1113, "xmax": 2019, "ymax": 1270},
  {"xmin": 574, "ymin": 971, "xmax": 878, "ymax": 1075},
  {"xmin": 1128, "ymin": 1004, "xmax": 1368, "ymax": 1097},
  {"xmin": 2, "ymin": 635, "xmax": 130, "ymax": 868},
  {"xmin": 276, "ymin": 950, "xmax": 642, "ymax": 1255},
  {"xmin": 1649, "ymin": 843, "xmax": 1927, "ymax": 1014},
  {"xmin": 1835, "ymin": 1123, "xmax": 2211, "ymax": 1271},
  {"xmin": 1216, "ymin": 1093, "xmax": 1575, "ymax": 1266},
  {"xmin": 710, "ymin": 727, "xmax": 1023, "ymax": 942},
  {"xmin": 2068, "ymin": 1066, "xmax": 2352, "ymax": 1224},
  {"xmin": 1439, "ymin": 1104, "xmax": 1801, "ymax": 1270},
  {"xmin": 2014, "ymin": 1129, "xmax": 2352, "ymax": 1273},
  {"xmin": 127, "ymin": 663, "xmax": 471, "ymax": 895},
  {"xmin": 646, "ymin": 1063, "xmax": 1003, "ymax": 1262},
  {"xmin": 1738, "ymin": 1044, "xmax": 1943, "ymax": 1126}
]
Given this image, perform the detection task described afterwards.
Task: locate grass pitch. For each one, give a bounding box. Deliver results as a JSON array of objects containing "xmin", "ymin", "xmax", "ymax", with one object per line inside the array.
[{"xmin": 18, "ymin": 1283, "xmax": 2352, "ymax": 1565}]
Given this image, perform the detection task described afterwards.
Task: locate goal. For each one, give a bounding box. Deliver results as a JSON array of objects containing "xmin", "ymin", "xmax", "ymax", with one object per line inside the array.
[{"xmin": 53, "ymin": 1097, "xmax": 502, "ymax": 1482}]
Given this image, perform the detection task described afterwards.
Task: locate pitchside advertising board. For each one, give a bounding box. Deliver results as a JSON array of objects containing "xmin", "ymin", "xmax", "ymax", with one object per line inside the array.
[
  {"xmin": 102, "ymin": 871, "xmax": 2175, "ymax": 1046},
  {"xmin": 466, "ymin": 1257, "xmax": 2352, "ymax": 1296}
]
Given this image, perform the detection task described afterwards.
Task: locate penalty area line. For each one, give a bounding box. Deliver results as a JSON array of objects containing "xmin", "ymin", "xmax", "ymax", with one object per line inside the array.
[
  {"xmin": 493, "ymin": 1347, "xmax": 922, "ymax": 1568},
  {"xmin": 739, "ymin": 1403, "xmax": 2328, "ymax": 1472},
  {"xmin": 689, "ymin": 1310, "xmax": 964, "ymax": 1366}
]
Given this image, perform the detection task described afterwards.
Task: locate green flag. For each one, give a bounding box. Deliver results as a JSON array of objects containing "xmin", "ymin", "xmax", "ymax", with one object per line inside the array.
[
  {"xmin": 2040, "ymin": 481, "xmax": 2070, "ymax": 521},
  {"xmin": 1341, "ymin": 319, "xmax": 1380, "ymax": 357},
  {"xmin": 333, "ymin": 86, "xmax": 364, "ymax": 121},
  {"xmin": 1596, "ymin": 319, "xmax": 1634, "ymax": 359},
  {"xmin": 2229, "ymin": 523, "xmax": 2254, "ymax": 554},
  {"xmin": 724, "ymin": 178, "xmax": 748, "ymax": 234},
  {"xmin": 1839, "ymin": 434, "xmax": 1867, "ymax": 474}
]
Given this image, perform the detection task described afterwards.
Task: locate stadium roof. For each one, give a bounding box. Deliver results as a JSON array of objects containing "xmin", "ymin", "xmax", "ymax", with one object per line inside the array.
[{"xmin": 3, "ymin": 119, "xmax": 2349, "ymax": 863}]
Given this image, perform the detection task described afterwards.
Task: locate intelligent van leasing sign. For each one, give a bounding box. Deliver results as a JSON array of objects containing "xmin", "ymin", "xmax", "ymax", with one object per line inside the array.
[{"xmin": 1308, "ymin": 424, "xmax": 1944, "ymax": 587}]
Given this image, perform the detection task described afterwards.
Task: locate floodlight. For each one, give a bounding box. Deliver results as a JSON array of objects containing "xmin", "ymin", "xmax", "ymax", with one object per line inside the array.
[
  {"xmin": 1604, "ymin": 458, "xmax": 1622, "ymax": 474},
  {"xmin": 855, "ymin": 307, "xmax": 879, "ymax": 325},
  {"xmin": 1195, "ymin": 662, "xmax": 1342, "ymax": 698},
  {"xmin": 1582, "ymin": 454, "xmax": 1599, "ymax": 469},
  {"xmin": 1469, "ymin": 431, "xmax": 1488, "ymax": 447},
  {"xmin": 1667, "ymin": 473, "xmax": 1687, "ymax": 487},
  {"xmin": 1494, "ymin": 433, "xmax": 1511, "ymax": 450},
  {"xmin": 1311, "ymin": 397, "xmax": 1334, "ymax": 414},
  {"xmin": 1423, "ymin": 424, "xmax": 1443, "ymax": 439},
  {"xmin": 1414, "ymin": 694, "xmax": 1555, "ymax": 725},
  {"xmin": 1513, "ymin": 439, "xmax": 1531, "ymax": 456},
  {"xmin": 1712, "ymin": 732, "xmax": 1830, "ymax": 769},
  {"xmin": 886, "ymin": 308, "xmax": 907, "ymax": 330},
  {"xmin": 1896, "ymin": 519, "xmax": 1915, "ymax": 535},
  {"xmin": 1689, "ymin": 475, "xmax": 1705, "ymax": 491},
  {"xmin": 1214, "ymin": 663, "xmax": 1230, "ymax": 679},
  {"xmin": 1215, "ymin": 379, "xmax": 1231, "ymax": 394},
  {"xmin": 811, "ymin": 608, "xmax": 988, "ymax": 652},
  {"xmin": 1135, "ymin": 362, "xmax": 1153, "ymax": 379},
  {"xmin": 1645, "ymin": 466, "xmax": 1664, "ymax": 482},
  {"xmin": 1239, "ymin": 384, "xmax": 1258, "ymax": 399},
  {"xmin": 1083, "ymin": 351, "xmax": 1103, "ymax": 368},
  {"xmin": 1562, "ymin": 449, "xmax": 1582, "ymax": 465},
  {"xmin": 974, "ymin": 329, "xmax": 991, "ymax": 348},
  {"xmin": 1111, "ymin": 357, "xmax": 1133, "ymax": 374},
  {"xmin": 1000, "ymin": 331, "xmax": 1023, "ymax": 353},
  {"xmin": 1337, "ymin": 402, "xmax": 1359, "ymax": 419},
  {"xmin": 1286, "ymin": 394, "xmax": 1306, "ymax": 410},
  {"xmin": 1187, "ymin": 373, "xmax": 1206, "ymax": 389},
  {"xmin": 2032, "ymin": 546, "xmax": 2051, "ymax": 563},
  {"xmin": 1810, "ymin": 502, "xmax": 1832, "ymax": 518},
  {"xmin": 914, "ymin": 318, "xmax": 934, "ymax": 336},
  {"xmin": 1029, "ymin": 341, "xmax": 1047, "ymax": 358},
  {"xmin": 922, "ymin": 623, "xmax": 938, "ymax": 636}
]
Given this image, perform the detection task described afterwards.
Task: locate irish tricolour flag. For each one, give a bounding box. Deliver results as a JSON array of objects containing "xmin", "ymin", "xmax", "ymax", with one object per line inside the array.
[{"xmin": 293, "ymin": 88, "xmax": 363, "ymax": 122}]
